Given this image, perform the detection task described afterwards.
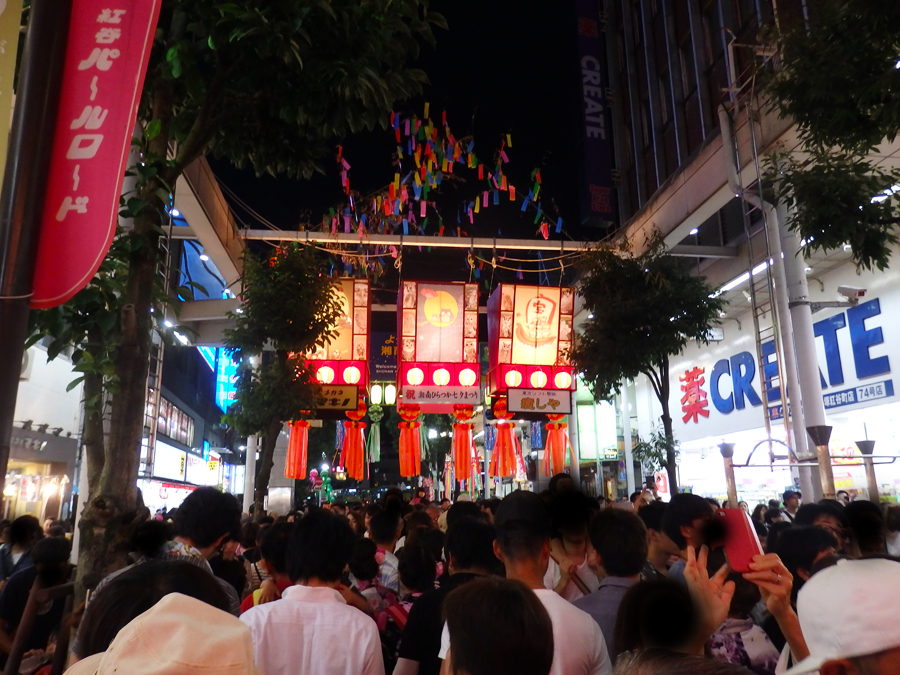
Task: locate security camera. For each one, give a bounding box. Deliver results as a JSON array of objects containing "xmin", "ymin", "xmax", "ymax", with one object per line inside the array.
[{"xmin": 837, "ymin": 286, "xmax": 866, "ymax": 300}]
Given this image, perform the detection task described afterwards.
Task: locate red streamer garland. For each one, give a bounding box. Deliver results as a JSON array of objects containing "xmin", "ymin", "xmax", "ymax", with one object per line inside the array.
[
  {"xmin": 340, "ymin": 421, "xmax": 367, "ymax": 480},
  {"xmin": 543, "ymin": 422, "xmax": 572, "ymax": 476},
  {"xmin": 285, "ymin": 420, "xmax": 310, "ymax": 479},
  {"xmin": 489, "ymin": 421, "xmax": 523, "ymax": 478}
]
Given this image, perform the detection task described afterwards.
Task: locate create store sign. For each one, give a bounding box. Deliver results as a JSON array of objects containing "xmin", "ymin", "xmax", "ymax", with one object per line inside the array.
[{"xmin": 673, "ymin": 298, "xmax": 894, "ymax": 434}]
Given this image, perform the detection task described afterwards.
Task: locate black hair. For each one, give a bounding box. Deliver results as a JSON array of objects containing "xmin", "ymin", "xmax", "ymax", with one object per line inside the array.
[
  {"xmin": 774, "ymin": 526, "xmax": 838, "ymax": 600},
  {"xmin": 551, "ymin": 491, "xmax": 591, "ymax": 538},
  {"xmin": 445, "ymin": 517, "xmax": 497, "ymax": 572},
  {"xmin": 77, "ymin": 561, "xmax": 230, "ymax": 658},
  {"xmin": 173, "ymin": 487, "xmax": 241, "ymax": 549},
  {"xmin": 446, "ymin": 502, "xmax": 484, "ymax": 529},
  {"xmin": 369, "ymin": 509, "xmax": 401, "ymax": 545},
  {"xmin": 751, "ymin": 504, "xmax": 767, "ymax": 523},
  {"xmin": 32, "ymin": 536, "xmax": 71, "ymax": 566},
  {"xmin": 259, "ymin": 522, "xmax": 293, "ymax": 576},
  {"xmin": 407, "ymin": 526, "xmax": 444, "ymax": 564},
  {"xmin": 443, "ymin": 577, "xmax": 553, "ymax": 675},
  {"xmin": 131, "ymin": 520, "xmax": 172, "ymax": 559},
  {"xmin": 239, "ymin": 522, "xmax": 260, "ymax": 549},
  {"xmin": 349, "ymin": 537, "xmax": 379, "ymax": 582},
  {"xmin": 615, "ymin": 580, "xmax": 698, "ymax": 655},
  {"xmin": 766, "ymin": 521, "xmax": 793, "ymax": 554},
  {"xmin": 548, "ymin": 473, "xmax": 573, "ymax": 493},
  {"xmin": 9, "ymin": 515, "xmax": 42, "ymax": 547},
  {"xmin": 287, "ymin": 509, "xmax": 356, "ymax": 583},
  {"xmin": 258, "ymin": 515, "xmax": 276, "ymax": 526},
  {"xmin": 794, "ymin": 501, "xmax": 847, "ymax": 527},
  {"xmin": 364, "ymin": 504, "xmax": 383, "ymax": 517},
  {"xmin": 637, "ymin": 500, "xmax": 666, "ymax": 533},
  {"xmin": 661, "ymin": 494, "xmax": 712, "ymax": 550},
  {"xmin": 630, "ymin": 491, "xmax": 642, "ymax": 503},
  {"xmin": 589, "ymin": 508, "xmax": 648, "ymax": 577},
  {"xmin": 405, "ymin": 510, "xmax": 434, "ymax": 533},
  {"xmin": 496, "ymin": 519, "xmax": 546, "ymax": 562},
  {"xmin": 398, "ymin": 545, "xmax": 436, "ymax": 594},
  {"xmin": 615, "ymin": 648, "xmax": 765, "ymax": 675},
  {"xmin": 208, "ymin": 556, "xmax": 246, "ymax": 597},
  {"xmin": 764, "ymin": 507, "xmax": 784, "ymax": 525},
  {"xmin": 845, "ymin": 500, "xmax": 885, "ymax": 554}
]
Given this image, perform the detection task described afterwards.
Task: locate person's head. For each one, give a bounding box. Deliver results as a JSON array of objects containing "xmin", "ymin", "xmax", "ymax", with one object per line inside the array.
[
  {"xmin": 287, "ymin": 509, "xmax": 356, "ymax": 584},
  {"xmin": 405, "ymin": 510, "xmax": 434, "ymax": 533},
  {"xmin": 787, "ymin": 559, "xmax": 900, "ymax": 675},
  {"xmin": 258, "ymin": 522, "xmax": 292, "ymax": 579},
  {"xmin": 765, "ymin": 507, "xmax": 786, "ymax": 526},
  {"xmin": 548, "ymin": 472, "xmax": 575, "ymax": 494},
  {"xmin": 32, "ymin": 535, "xmax": 72, "ymax": 586},
  {"xmin": 443, "ymin": 577, "xmax": 553, "ymax": 675},
  {"xmin": 446, "ymin": 501, "xmax": 485, "ymax": 529},
  {"xmin": 794, "ymin": 502, "xmax": 848, "ymax": 549},
  {"xmin": 348, "ymin": 537, "xmax": 379, "ymax": 583},
  {"xmin": 615, "ymin": 648, "xmax": 765, "ymax": 675},
  {"xmin": 9, "ymin": 515, "xmax": 42, "ymax": 548},
  {"xmin": 77, "ymin": 562, "xmax": 231, "ymax": 658},
  {"xmin": 836, "ymin": 490, "xmax": 851, "ymax": 505},
  {"xmin": 783, "ymin": 490, "xmax": 802, "ymax": 511},
  {"xmin": 637, "ymin": 500, "xmax": 681, "ymax": 558},
  {"xmin": 494, "ymin": 491, "xmax": 553, "ymax": 564},
  {"xmin": 766, "ymin": 521, "xmax": 793, "ymax": 554},
  {"xmin": 738, "ymin": 501, "xmax": 749, "ymax": 513},
  {"xmin": 363, "ymin": 503, "xmax": 382, "ymax": 530},
  {"xmin": 369, "ymin": 509, "xmax": 402, "ymax": 547},
  {"xmin": 706, "ymin": 498, "xmax": 721, "ymax": 509},
  {"xmin": 445, "ymin": 517, "xmax": 497, "ymax": 574},
  {"xmin": 398, "ymin": 545, "xmax": 436, "ymax": 595},
  {"xmin": 751, "ymin": 503, "xmax": 767, "ymax": 524},
  {"xmin": 346, "ymin": 509, "xmax": 366, "ymax": 536},
  {"xmin": 425, "ymin": 504, "xmax": 442, "ymax": 526},
  {"xmin": 552, "ymin": 491, "xmax": 592, "ymax": 543},
  {"xmin": 661, "ymin": 494, "xmax": 713, "ymax": 551},
  {"xmin": 440, "ymin": 498, "xmax": 451, "ymax": 512},
  {"xmin": 131, "ymin": 519, "xmax": 172, "ymax": 559},
  {"xmin": 844, "ymin": 500, "xmax": 885, "ymax": 555},
  {"xmin": 406, "ymin": 526, "xmax": 445, "ymax": 563},
  {"xmin": 615, "ymin": 580, "xmax": 698, "ymax": 655},
  {"xmin": 588, "ymin": 508, "xmax": 648, "ymax": 578},
  {"xmin": 173, "ymin": 487, "xmax": 241, "ymax": 557},
  {"xmin": 68, "ymin": 593, "xmax": 259, "ymax": 675},
  {"xmin": 775, "ymin": 526, "xmax": 838, "ymax": 601}
]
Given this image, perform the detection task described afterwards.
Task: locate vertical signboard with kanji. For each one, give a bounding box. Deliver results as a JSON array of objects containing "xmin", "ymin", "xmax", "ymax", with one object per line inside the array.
[
  {"xmin": 308, "ymin": 278, "xmax": 370, "ymax": 412},
  {"xmin": 32, "ymin": 0, "xmax": 162, "ymax": 308},
  {"xmin": 397, "ymin": 280, "xmax": 481, "ymax": 411},
  {"xmin": 487, "ymin": 283, "xmax": 576, "ymax": 402}
]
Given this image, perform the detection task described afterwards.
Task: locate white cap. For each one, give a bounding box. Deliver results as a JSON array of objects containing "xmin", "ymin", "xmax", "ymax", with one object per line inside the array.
[{"xmin": 784, "ymin": 558, "xmax": 900, "ymax": 674}]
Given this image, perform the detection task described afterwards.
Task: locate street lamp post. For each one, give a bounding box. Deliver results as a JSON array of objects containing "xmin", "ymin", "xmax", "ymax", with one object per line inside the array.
[
  {"xmin": 718, "ymin": 442, "xmax": 738, "ymax": 508},
  {"xmin": 856, "ymin": 440, "xmax": 878, "ymax": 502},
  {"xmin": 807, "ymin": 426, "xmax": 835, "ymax": 499}
]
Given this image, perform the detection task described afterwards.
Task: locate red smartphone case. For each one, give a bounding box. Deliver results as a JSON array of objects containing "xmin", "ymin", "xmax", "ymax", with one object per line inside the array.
[{"xmin": 714, "ymin": 508, "xmax": 763, "ymax": 573}]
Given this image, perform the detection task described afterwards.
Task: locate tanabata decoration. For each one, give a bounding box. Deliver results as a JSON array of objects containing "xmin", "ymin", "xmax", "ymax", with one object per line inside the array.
[
  {"xmin": 398, "ymin": 404, "xmax": 422, "ymax": 477},
  {"xmin": 451, "ymin": 404, "xmax": 475, "ymax": 482},
  {"xmin": 488, "ymin": 399, "xmax": 524, "ymax": 478},
  {"xmin": 285, "ymin": 419, "xmax": 310, "ymax": 479},
  {"xmin": 339, "ymin": 397, "xmax": 367, "ymax": 480},
  {"xmin": 542, "ymin": 413, "xmax": 572, "ymax": 476},
  {"xmin": 367, "ymin": 404, "xmax": 383, "ymax": 463}
]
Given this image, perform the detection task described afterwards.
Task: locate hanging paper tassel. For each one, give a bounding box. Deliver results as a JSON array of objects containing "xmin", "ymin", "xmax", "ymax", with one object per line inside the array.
[
  {"xmin": 488, "ymin": 399, "xmax": 522, "ymax": 478},
  {"xmin": 398, "ymin": 405, "xmax": 422, "ymax": 477},
  {"xmin": 285, "ymin": 420, "xmax": 310, "ymax": 479},
  {"xmin": 340, "ymin": 421, "xmax": 367, "ymax": 480},
  {"xmin": 543, "ymin": 413, "xmax": 572, "ymax": 476},
  {"xmin": 451, "ymin": 405, "xmax": 475, "ymax": 482},
  {"xmin": 367, "ymin": 405, "xmax": 383, "ymax": 463}
]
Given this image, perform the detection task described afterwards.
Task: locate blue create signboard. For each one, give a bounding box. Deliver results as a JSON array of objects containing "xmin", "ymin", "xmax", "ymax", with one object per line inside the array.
[
  {"xmin": 677, "ymin": 298, "xmax": 893, "ymax": 430},
  {"xmin": 370, "ymin": 332, "xmax": 398, "ymax": 381},
  {"xmin": 215, "ymin": 349, "xmax": 239, "ymax": 413}
]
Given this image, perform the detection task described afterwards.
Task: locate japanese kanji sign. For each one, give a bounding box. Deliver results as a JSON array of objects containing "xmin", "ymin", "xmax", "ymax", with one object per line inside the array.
[
  {"xmin": 32, "ymin": 1, "xmax": 161, "ymax": 308},
  {"xmin": 316, "ymin": 385, "xmax": 359, "ymax": 411},
  {"xmin": 402, "ymin": 386, "xmax": 480, "ymax": 405},
  {"xmin": 680, "ymin": 367, "xmax": 709, "ymax": 424},
  {"xmin": 507, "ymin": 389, "xmax": 572, "ymax": 415}
]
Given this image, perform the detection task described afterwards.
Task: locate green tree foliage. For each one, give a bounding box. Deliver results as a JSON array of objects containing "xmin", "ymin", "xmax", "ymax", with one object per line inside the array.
[
  {"xmin": 767, "ymin": 0, "xmax": 900, "ymax": 270},
  {"xmin": 570, "ymin": 241, "xmax": 726, "ymax": 490},
  {"xmin": 224, "ymin": 244, "xmax": 344, "ymax": 519},
  {"xmin": 25, "ymin": 0, "xmax": 442, "ymax": 590}
]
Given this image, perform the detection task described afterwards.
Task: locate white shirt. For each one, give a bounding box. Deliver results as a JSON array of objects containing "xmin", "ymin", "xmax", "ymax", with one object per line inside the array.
[
  {"xmin": 439, "ymin": 587, "xmax": 612, "ymax": 675},
  {"xmin": 379, "ymin": 550, "xmax": 400, "ymax": 593},
  {"xmin": 887, "ymin": 530, "xmax": 900, "ymax": 557},
  {"xmin": 240, "ymin": 585, "xmax": 384, "ymax": 675}
]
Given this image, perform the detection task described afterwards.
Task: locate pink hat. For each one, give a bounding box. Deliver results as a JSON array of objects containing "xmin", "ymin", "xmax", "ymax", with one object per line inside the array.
[{"xmin": 66, "ymin": 593, "xmax": 261, "ymax": 675}]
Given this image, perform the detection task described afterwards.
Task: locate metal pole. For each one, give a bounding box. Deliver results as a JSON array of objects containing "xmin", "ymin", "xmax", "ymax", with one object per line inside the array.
[
  {"xmin": 807, "ymin": 426, "xmax": 834, "ymax": 500},
  {"xmin": 620, "ymin": 387, "xmax": 636, "ymax": 496},
  {"xmin": 856, "ymin": 441, "xmax": 878, "ymax": 502},
  {"xmin": 0, "ymin": 1, "xmax": 72, "ymax": 502},
  {"xmin": 242, "ymin": 435, "xmax": 258, "ymax": 514},
  {"xmin": 568, "ymin": 391, "xmax": 581, "ymax": 490},
  {"xmin": 719, "ymin": 443, "xmax": 738, "ymax": 508}
]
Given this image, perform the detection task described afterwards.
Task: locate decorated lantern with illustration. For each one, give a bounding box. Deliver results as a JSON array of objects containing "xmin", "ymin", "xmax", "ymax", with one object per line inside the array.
[
  {"xmin": 396, "ymin": 280, "xmax": 481, "ymax": 412},
  {"xmin": 487, "ymin": 284, "xmax": 576, "ymax": 398},
  {"xmin": 308, "ymin": 279, "xmax": 371, "ymax": 412}
]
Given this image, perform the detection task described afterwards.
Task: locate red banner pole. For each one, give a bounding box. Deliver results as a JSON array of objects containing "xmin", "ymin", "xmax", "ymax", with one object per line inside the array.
[{"xmin": 0, "ymin": 0, "xmax": 73, "ymax": 503}]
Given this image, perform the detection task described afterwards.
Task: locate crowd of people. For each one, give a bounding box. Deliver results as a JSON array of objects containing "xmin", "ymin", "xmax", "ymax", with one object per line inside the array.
[{"xmin": 0, "ymin": 478, "xmax": 898, "ymax": 675}]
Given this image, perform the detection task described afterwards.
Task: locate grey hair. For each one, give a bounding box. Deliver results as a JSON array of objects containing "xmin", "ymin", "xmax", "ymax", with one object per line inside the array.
[{"xmin": 614, "ymin": 649, "xmax": 755, "ymax": 675}]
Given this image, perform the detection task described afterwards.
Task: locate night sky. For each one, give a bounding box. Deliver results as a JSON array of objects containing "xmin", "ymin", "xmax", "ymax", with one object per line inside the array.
[{"xmin": 209, "ymin": 0, "xmax": 598, "ymax": 310}]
